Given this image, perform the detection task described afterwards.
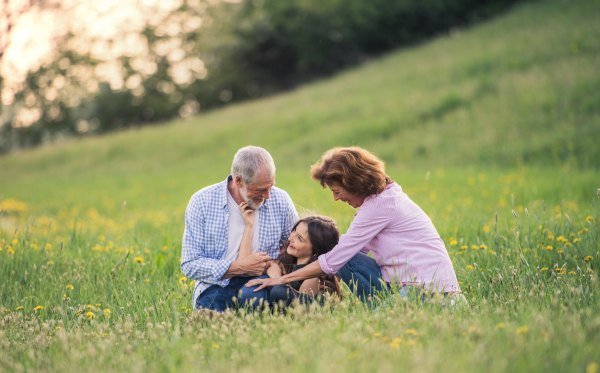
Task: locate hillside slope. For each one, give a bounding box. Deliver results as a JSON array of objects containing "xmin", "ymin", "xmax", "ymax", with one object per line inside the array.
[{"xmin": 0, "ymin": 0, "xmax": 599, "ymax": 210}]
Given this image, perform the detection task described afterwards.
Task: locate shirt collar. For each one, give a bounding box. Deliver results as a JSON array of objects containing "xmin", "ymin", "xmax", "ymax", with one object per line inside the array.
[{"xmin": 222, "ymin": 175, "xmax": 269, "ymax": 209}]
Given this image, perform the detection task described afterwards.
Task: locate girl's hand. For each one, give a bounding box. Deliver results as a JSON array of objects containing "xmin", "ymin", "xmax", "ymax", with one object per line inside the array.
[
  {"xmin": 245, "ymin": 276, "xmax": 286, "ymax": 292},
  {"xmin": 238, "ymin": 202, "xmax": 255, "ymax": 228}
]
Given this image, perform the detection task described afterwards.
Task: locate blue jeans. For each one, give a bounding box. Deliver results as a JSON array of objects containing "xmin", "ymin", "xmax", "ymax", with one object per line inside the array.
[
  {"xmin": 338, "ymin": 253, "xmax": 456, "ymax": 307},
  {"xmin": 270, "ymin": 285, "xmax": 316, "ymax": 308},
  {"xmin": 337, "ymin": 252, "xmax": 388, "ymax": 304},
  {"xmin": 195, "ymin": 275, "xmax": 270, "ymax": 312}
]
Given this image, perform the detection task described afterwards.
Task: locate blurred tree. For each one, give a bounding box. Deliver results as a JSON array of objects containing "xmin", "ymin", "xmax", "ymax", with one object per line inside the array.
[{"xmin": 0, "ymin": 0, "xmax": 519, "ymax": 152}]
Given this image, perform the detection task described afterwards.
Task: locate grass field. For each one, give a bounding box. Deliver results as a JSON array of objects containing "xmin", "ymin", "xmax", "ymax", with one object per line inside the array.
[{"xmin": 1, "ymin": 0, "xmax": 600, "ymax": 371}]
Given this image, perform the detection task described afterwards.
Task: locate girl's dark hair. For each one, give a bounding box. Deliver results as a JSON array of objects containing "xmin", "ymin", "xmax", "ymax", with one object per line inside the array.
[{"xmin": 277, "ymin": 215, "xmax": 343, "ymax": 296}]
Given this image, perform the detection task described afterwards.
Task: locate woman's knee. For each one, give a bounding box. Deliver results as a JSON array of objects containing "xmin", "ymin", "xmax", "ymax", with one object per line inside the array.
[{"xmin": 338, "ymin": 253, "xmax": 381, "ymax": 284}]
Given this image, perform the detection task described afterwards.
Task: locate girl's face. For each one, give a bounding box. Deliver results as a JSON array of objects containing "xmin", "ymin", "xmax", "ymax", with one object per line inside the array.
[{"xmin": 287, "ymin": 222, "xmax": 314, "ymax": 264}]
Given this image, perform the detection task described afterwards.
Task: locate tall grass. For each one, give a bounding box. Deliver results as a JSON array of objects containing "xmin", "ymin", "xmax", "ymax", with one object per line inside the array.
[{"xmin": 1, "ymin": 0, "xmax": 600, "ymax": 371}]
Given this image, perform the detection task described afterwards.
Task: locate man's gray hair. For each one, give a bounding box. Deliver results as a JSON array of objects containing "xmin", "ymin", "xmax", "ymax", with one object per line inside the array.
[{"xmin": 231, "ymin": 146, "xmax": 276, "ymax": 184}]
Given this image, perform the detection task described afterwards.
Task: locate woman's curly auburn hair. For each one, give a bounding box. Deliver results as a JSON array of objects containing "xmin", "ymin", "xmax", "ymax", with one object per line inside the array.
[{"xmin": 310, "ymin": 147, "xmax": 391, "ymax": 197}]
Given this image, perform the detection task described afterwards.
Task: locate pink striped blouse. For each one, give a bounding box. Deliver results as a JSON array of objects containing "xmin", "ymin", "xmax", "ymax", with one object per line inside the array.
[{"xmin": 318, "ymin": 181, "xmax": 461, "ymax": 293}]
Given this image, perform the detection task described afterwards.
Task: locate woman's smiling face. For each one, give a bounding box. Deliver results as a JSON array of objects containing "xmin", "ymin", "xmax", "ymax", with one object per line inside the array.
[
  {"xmin": 286, "ymin": 222, "xmax": 313, "ymax": 263},
  {"xmin": 327, "ymin": 182, "xmax": 365, "ymax": 208}
]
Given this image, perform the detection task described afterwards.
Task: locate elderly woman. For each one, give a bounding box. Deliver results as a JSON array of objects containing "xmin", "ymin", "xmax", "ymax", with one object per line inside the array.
[{"xmin": 247, "ymin": 147, "xmax": 460, "ymax": 302}]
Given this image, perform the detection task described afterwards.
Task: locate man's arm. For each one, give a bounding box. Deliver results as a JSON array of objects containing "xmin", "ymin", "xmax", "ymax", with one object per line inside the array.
[
  {"xmin": 221, "ymin": 252, "xmax": 271, "ymax": 278},
  {"xmin": 180, "ymin": 195, "xmax": 234, "ymax": 284}
]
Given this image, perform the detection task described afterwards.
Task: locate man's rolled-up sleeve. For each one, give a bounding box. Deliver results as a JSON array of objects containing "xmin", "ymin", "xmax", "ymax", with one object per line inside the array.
[{"xmin": 180, "ymin": 195, "xmax": 232, "ymax": 284}]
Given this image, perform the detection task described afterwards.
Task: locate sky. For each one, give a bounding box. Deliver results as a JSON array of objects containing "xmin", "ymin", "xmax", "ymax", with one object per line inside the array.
[{"xmin": 1, "ymin": 0, "xmax": 185, "ymax": 106}]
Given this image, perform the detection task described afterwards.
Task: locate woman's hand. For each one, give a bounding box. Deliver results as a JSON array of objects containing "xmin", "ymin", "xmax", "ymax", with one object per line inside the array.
[
  {"xmin": 238, "ymin": 202, "xmax": 255, "ymax": 228},
  {"xmin": 245, "ymin": 276, "xmax": 286, "ymax": 292}
]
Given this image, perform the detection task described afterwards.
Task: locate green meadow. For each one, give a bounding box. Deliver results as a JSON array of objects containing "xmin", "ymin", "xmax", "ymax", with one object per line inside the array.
[{"xmin": 1, "ymin": 0, "xmax": 599, "ymax": 371}]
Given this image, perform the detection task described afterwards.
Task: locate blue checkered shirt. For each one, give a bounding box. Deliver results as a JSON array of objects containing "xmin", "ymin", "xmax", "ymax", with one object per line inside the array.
[{"xmin": 181, "ymin": 175, "xmax": 299, "ymax": 307}]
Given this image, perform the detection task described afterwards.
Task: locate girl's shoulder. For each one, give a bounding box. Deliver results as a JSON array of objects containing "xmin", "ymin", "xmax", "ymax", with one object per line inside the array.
[{"xmin": 290, "ymin": 263, "xmax": 308, "ymax": 272}]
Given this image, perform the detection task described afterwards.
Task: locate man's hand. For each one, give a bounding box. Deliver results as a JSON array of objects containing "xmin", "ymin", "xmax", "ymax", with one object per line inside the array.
[
  {"xmin": 245, "ymin": 276, "xmax": 287, "ymax": 292},
  {"xmin": 222, "ymin": 252, "xmax": 271, "ymax": 278}
]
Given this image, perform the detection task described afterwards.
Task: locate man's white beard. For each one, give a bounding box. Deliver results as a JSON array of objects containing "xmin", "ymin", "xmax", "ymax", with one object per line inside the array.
[{"xmin": 241, "ymin": 184, "xmax": 264, "ymax": 209}]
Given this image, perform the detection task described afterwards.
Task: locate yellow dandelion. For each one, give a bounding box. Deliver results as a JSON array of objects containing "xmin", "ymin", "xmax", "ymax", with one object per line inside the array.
[
  {"xmin": 7, "ymin": 247, "xmax": 14, "ymax": 255},
  {"xmin": 388, "ymin": 310, "xmax": 394, "ymax": 315},
  {"xmin": 102, "ymin": 333, "xmax": 108, "ymax": 337},
  {"xmin": 587, "ymin": 362, "xmax": 598, "ymax": 373},
  {"xmin": 483, "ymin": 226, "xmax": 490, "ymax": 233},
  {"xmin": 47, "ymin": 261, "xmax": 54, "ymax": 265},
  {"xmin": 496, "ymin": 323, "xmax": 506, "ymax": 329},
  {"xmin": 480, "ymin": 244, "xmax": 487, "ymax": 249},
  {"xmin": 87, "ymin": 304, "xmax": 93, "ymax": 308},
  {"xmin": 134, "ymin": 256, "xmax": 143, "ymax": 263},
  {"xmin": 589, "ymin": 269, "xmax": 594, "ymax": 273},
  {"xmin": 373, "ymin": 333, "xmax": 380, "ymax": 337},
  {"xmin": 16, "ymin": 306, "xmax": 23, "ymax": 311},
  {"xmin": 450, "ymin": 239, "xmax": 458, "ymax": 246},
  {"xmin": 35, "ymin": 305, "xmax": 43, "ymax": 311},
  {"xmin": 99, "ymin": 236, "xmax": 105, "ymax": 241},
  {"xmin": 162, "ymin": 246, "xmax": 168, "ymax": 251},
  {"xmin": 545, "ymin": 246, "xmax": 553, "ymax": 250},
  {"xmin": 56, "ymin": 326, "xmax": 61, "ymax": 330},
  {"xmin": 12, "ymin": 239, "xmax": 19, "ymax": 245},
  {"xmin": 516, "ymin": 326, "xmax": 528, "ymax": 335},
  {"xmin": 586, "ymin": 216, "xmax": 593, "ymax": 222},
  {"xmin": 540, "ymin": 268, "xmax": 548, "ymax": 272},
  {"xmin": 460, "ymin": 245, "xmax": 468, "ymax": 250},
  {"xmin": 573, "ymin": 238, "xmax": 581, "ymax": 243},
  {"xmin": 348, "ymin": 352, "xmax": 357, "ymax": 359},
  {"xmin": 585, "ymin": 256, "xmax": 593, "ymax": 262},
  {"xmin": 211, "ymin": 344, "xmax": 220, "ymax": 349},
  {"xmin": 466, "ymin": 265, "xmax": 474, "ymax": 270},
  {"xmin": 86, "ymin": 311, "xmax": 94, "ymax": 320},
  {"xmin": 66, "ymin": 284, "xmax": 74, "ymax": 290},
  {"xmin": 405, "ymin": 329, "xmax": 418, "ymax": 336},
  {"xmin": 45, "ymin": 243, "xmax": 52, "ymax": 250},
  {"xmin": 63, "ymin": 294, "xmax": 67, "ymax": 298},
  {"xmin": 179, "ymin": 277, "xmax": 187, "ymax": 283},
  {"xmin": 569, "ymin": 271, "xmax": 576, "ymax": 275},
  {"xmin": 363, "ymin": 338, "xmax": 369, "ymax": 343},
  {"xmin": 471, "ymin": 245, "xmax": 478, "ymax": 250},
  {"xmin": 382, "ymin": 337, "xmax": 389, "ymax": 342},
  {"xmin": 144, "ymin": 279, "xmax": 150, "ymax": 283}
]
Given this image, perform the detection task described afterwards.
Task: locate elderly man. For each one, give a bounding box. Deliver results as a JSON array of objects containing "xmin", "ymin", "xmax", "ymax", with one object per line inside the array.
[{"xmin": 181, "ymin": 146, "xmax": 299, "ymax": 312}]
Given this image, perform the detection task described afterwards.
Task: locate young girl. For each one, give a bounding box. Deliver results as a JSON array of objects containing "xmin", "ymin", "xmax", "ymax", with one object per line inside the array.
[{"xmin": 238, "ymin": 207, "xmax": 342, "ymax": 306}]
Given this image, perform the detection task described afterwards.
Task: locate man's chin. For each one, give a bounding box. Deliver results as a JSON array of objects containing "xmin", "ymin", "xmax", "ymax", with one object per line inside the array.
[{"xmin": 246, "ymin": 199, "xmax": 264, "ymax": 209}]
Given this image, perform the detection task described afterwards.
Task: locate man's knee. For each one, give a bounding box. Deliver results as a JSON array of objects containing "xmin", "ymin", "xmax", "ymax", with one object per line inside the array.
[
  {"xmin": 196, "ymin": 285, "xmax": 234, "ymax": 312},
  {"xmin": 238, "ymin": 275, "xmax": 270, "ymax": 308}
]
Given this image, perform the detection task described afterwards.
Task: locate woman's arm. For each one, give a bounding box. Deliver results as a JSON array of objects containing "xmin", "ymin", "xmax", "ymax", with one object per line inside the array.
[
  {"xmin": 266, "ymin": 261, "xmax": 283, "ymax": 278},
  {"xmin": 246, "ymin": 260, "xmax": 326, "ymax": 291},
  {"xmin": 238, "ymin": 202, "xmax": 255, "ymax": 260}
]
